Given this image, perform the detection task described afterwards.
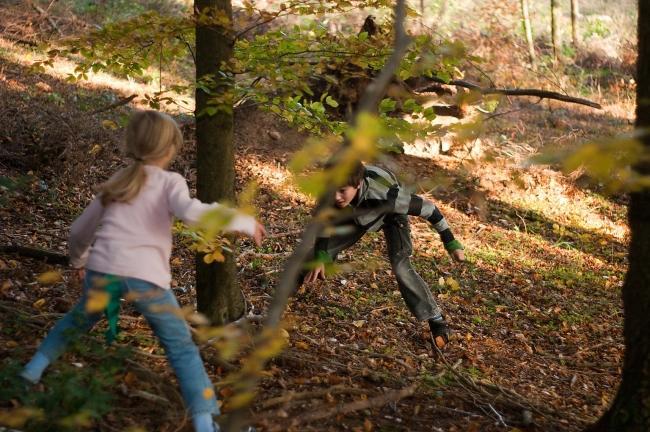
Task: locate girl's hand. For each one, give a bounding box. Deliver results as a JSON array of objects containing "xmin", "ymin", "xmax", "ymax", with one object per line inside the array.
[
  {"xmin": 76, "ymin": 268, "xmax": 86, "ymax": 281},
  {"xmin": 451, "ymin": 249, "xmax": 465, "ymax": 262},
  {"xmin": 252, "ymin": 222, "xmax": 267, "ymax": 247}
]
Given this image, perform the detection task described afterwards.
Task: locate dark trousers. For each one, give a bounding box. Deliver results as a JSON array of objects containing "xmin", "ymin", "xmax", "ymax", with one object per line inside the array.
[{"xmin": 314, "ymin": 214, "xmax": 442, "ymax": 321}]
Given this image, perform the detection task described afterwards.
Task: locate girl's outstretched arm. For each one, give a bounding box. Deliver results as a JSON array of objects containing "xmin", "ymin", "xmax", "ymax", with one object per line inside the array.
[{"xmin": 166, "ymin": 173, "xmax": 258, "ymax": 237}]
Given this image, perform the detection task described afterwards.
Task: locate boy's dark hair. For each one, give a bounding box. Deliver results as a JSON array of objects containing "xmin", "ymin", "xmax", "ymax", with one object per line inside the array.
[{"xmin": 325, "ymin": 159, "xmax": 366, "ymax": 187}]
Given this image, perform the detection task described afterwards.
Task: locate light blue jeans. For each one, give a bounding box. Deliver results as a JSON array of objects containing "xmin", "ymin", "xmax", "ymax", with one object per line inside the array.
[{"xmin": 34, "ymin": 269, "xmax": 219, "ymax": 417}]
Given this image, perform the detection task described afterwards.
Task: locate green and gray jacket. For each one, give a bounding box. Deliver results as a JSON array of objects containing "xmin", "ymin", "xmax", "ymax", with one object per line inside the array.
[{"xmin": 316, "ymin": 165, "xmax": 463, "ymax": 254}]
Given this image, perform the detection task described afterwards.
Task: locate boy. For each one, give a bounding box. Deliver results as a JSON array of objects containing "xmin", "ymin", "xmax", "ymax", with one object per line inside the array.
[{"xmin": 303, "ymin": 162, "xmax": 465, "ymax": 349}]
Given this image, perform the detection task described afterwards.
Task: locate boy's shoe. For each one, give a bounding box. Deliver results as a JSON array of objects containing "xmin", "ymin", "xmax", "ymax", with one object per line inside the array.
[{"xmin": 428, "ymin": 316, "xmax": 450, "ymax": 350}]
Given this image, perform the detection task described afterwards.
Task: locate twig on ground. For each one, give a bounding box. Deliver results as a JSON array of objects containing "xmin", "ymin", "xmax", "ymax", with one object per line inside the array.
[
  {"xmin": 30, "ymin": 1, "xmax": 62, "ymax": 35},
  {"xmin": 259, "ymin": 385, "xmax": 368, "ymax": 410},
  {"xmin": 287, "ymin": 383, "xmax": 417, "ymax": 426}
]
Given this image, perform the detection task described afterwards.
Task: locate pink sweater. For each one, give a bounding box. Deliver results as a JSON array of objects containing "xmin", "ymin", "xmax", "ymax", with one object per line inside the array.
[{"xmin": 68, "ymin": 165, "xmax": 256, "ymax": 288}]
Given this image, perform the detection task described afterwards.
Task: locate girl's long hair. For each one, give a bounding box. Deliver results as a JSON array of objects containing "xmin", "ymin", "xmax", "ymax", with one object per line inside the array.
[{"xmin": 97, "ymin": 111, "xmax": 183, "ymax": 205}]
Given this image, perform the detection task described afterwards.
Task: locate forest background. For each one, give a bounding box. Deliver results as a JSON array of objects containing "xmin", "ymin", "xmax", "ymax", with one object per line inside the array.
[{"xmin": 0, "ymin": 0, "xmax": 640, "ymax": 431}]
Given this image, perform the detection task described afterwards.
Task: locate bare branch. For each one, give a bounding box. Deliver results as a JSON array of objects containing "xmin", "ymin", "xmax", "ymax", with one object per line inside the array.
[
  {"xmin": 288, "ymin": 383, "xmax": 417, "ymax": 426},
  {"xmin": 420, "ymin": 76, "xmax": 602, "ymax": 109}
]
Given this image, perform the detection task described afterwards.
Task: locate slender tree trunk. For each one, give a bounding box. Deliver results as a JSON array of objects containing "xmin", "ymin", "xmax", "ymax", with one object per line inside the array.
[
  {"xmin": 551, "ymin": 0, "xmax": 561, "ymax": 60},
  {"xmin": 571, "ymin": 0, "xmax": 580, "ymax": 47},
  {"xmin": 584, "ymin": 1, "xmax": 650, "ymax": 430},
  {"xmin": 521, "ymin": 0, "xmax": 536, "ymax": 64},
  {"xmin": 195, "ymin": 0, "xmax": 243, "ymax": 325}
]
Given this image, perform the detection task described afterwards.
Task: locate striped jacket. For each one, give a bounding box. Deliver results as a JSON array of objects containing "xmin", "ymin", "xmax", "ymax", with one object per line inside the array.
[{"xmin": 317, "ymin": 165, "xmax": 456, "ymax": 247}]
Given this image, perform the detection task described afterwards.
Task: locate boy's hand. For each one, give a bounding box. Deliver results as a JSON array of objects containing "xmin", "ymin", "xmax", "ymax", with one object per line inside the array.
[
  {"xmin": 252, "ymin": 222, "xmax": 267, "ymax": 247},
  {"xmin": 304, "ymin": 263, "xmax": 326, "ymax": 283},
  {"xmin": 76, "ymin": 268, "xmax": 86, "ymax": 281},
  {"xmin": 451, "ymin": 249, "xmax": 465, "ymax": 262}
]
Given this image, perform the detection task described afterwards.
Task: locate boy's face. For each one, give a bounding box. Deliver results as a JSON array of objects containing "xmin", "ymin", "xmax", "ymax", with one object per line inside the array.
[{"xmin": 334, "ymin": 182, "xmax": 361, "ymax": 208}]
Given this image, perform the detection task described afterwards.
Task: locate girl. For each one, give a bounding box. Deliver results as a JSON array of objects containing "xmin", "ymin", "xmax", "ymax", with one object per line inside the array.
[{"xmin": 20, "ymin": 110, "xmax": 265, "ymax": 432}]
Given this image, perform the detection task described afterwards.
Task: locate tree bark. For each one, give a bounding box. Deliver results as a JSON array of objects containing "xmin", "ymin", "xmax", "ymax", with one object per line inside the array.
[
  {"xmin": 570, "ymin": 0, "xmax": 581, "ymax": 47},
  {"xmin": 520, "ymin": 0, "xmax": 536, "ymax": 64},
  {"xmin": 195, "ymin": 0, "xmax": 244, "ymax": 325},
  {"xmin": 551, "ymin": 0, "xmax": 561, "ymax": 60},
  {"xmin": 584, "ymin": 1, "xmax": 650, "ymax": 430}
]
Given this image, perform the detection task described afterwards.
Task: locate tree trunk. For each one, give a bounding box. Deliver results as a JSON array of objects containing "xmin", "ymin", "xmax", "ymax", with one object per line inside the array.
[
  {"xmin": 520, "ymin": 0, "xmax": 536, "ymax": 64},
  {"xmin": 584, "ymin": 1, "xmax": 650, "ymax": 430},
  {"xmin": 195, "ymin": 0, "xmax": 244, "ymax": 325},
  {"xmin": 570, "ymin": 0, "xmax": 580, "ymax": 47},
  {"xmin": 551, "ymin": 0, "xmax": 561, "ymax": 60}
]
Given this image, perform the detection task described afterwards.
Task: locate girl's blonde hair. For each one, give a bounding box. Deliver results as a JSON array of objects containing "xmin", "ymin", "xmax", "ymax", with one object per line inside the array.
[{"xmin": 98, "ymin": 110, "xmax": 183, "ymax": 205}]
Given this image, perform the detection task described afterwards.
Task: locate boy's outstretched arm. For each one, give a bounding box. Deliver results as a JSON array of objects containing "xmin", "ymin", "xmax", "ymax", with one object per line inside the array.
[{"xmin": 394, "ymin": 190, "xmax": 465, "ymax": 261}]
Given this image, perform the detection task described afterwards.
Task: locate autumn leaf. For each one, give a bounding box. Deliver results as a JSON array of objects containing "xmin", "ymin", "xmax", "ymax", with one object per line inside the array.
[
  {"xmin": 85, "ymin": 290, "xmax": 109, "ymax": 313},
  {"xmin": 37, "ymin": 271, "xmax": 62, "ymax": 285},
  {"xmin": 294, "ymin": 341, "xmax": 309, "ymax": 350},
  {"xmin": 203, "ymin": 387, "xmax": 215, "ymax": 400},
  {"xmin": 0, "ymin": 407, "xmax": 44, "ymax": 428},
  {"xmin": 445, "ymin": 277, "xmax": 460, "ymax": 291}
]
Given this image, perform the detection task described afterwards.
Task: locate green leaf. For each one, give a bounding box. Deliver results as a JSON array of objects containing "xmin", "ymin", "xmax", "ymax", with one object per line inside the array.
[
  {"xmin": 325, "ymin": 95, "xmax": 339, "ymax": 108},
  {"xmin": 379, "ymin": 98, "xmax": 397, "ymax": 113}
]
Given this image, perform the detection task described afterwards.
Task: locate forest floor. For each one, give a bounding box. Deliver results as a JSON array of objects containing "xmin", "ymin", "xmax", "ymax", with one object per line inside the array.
[{"xmin": 0, "ymin": 1, "xmax": 637, "ymax": 431}]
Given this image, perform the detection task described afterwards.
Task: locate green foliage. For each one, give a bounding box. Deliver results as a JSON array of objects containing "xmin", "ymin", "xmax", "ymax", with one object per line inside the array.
[
  {"xmin": 36, "ymin": 5, "xmax": 477, "ymax": 144},
  {"xmin": 34, "ymin": 11, "xmax": 193, "ymax": 88},
  {"xmin": 0, "ymin": 341, "xmax": 128, "ymax": 431},
  {"xmin": 584, "ymin": 17, "xmax": 612, "ymax": 39},
  {"xmin": 534, "ymin": 133, "xmax": 650, "ymax": 193}
]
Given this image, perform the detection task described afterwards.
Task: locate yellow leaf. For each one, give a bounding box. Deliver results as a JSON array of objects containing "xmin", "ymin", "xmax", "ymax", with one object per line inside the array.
[
  {"xmin": 203, "ymin": 387, "xmax": 215, "ymax": 400},
  {"xmin": 32, "ymin": 298, "xmax": 46, "ymax": 309},
  {"xmin": 85, "ymin": 290, "xmax": 109, "ymax": 313},
  {"xmin": 226, "ymin": 391, "xmax": 256, "ymax": 409},
  {"xmin": 203, "ymin": 253, "xmax": 215, "ymax": 264},
  {"xmin": 0, "ymin": 407, "xmax": 44, "ymax": 428},
  {"xmin": 445, "ymin": 277, "xmax": 460, "ymax": 291},
  {"xmin": 88, "ymin": 144, "xmax": 102, "ymax": 155},
  {"xmin": 352, "ymin": 320, "xmax": 366, "ymax": 328},
  {"xmin": 124, "ymin": 371, "xmax": 137, "ymax": 386},
  {"xmin": 294, "ymin": 341, "xmax": 309, "ymax": 350},
  {"xmin": 364, "ymin": 418, "xmax": 373, "ymax": 432},
  {"xmin": 211, "ymin": 250, "xmax": 225, "ymax": 263},
  {"xmin": 1, "ymin": 280, "xmax": 12, "ymax": 295},
  {"xmin": 37, "ymin": 271, "xmax": 62, "ymax": 285},
  {"xmin": 101, "ymin": 119, "xmax": 118, "ymax": 130},
  {"xmin": 58, "ymin": 410, "xmax": 93, "ymax": 428},
  {"xmin": 6, "ymin": 340, "xmax": 18, "ymax": 348}
]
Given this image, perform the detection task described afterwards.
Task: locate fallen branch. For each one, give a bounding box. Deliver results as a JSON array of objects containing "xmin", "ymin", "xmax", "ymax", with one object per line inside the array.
[
  {"xmin": 288, "ymin": 383, "xmax": 417, "ymax": 426},
  {"xmin": 0, "ymin": 244, "xmax": 68, "ymax": 265},
  {"xmin": 89, "ymin": 94, "xmax": 137, "ymax": 115},
  {"xmin": 416, "ymin": 77, "xmax": 602, "ymax": 109},
  {"xmin": 128, "ymin": 389, "xmax": 172, "ymax": 406},
  {"xmin": 260, "ymin": 385, "xmax": 368, "ymax": 410}
]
